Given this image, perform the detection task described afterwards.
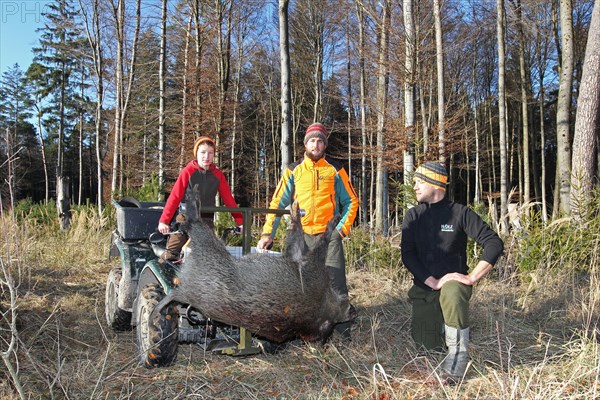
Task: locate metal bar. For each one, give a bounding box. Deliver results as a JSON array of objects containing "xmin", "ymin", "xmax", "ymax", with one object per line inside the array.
[{"xmin": 198, "ymin": 206, "xmax": 290, "ymax": 255}]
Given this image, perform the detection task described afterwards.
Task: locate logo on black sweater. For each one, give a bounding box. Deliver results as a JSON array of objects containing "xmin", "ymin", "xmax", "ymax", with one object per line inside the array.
[{"xmin": 441, "ymin": 224, "xmax": 454, "ymax": 232}]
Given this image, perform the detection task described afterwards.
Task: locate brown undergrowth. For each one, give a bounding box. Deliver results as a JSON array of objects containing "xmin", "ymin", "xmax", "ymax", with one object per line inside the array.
[{"xmin": 1, "ymin": 209, "xmax": 599, "ymax": 399}]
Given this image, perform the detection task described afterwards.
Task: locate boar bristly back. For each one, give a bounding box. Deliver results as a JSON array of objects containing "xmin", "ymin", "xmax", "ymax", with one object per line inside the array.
[{"xmin": 154, "ymin": 198, "xmax": 355, "ymax": 344}]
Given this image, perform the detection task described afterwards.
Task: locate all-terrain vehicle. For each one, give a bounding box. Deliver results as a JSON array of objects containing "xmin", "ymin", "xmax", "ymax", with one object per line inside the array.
[{"xmin": 105, "ymin": 198, "xmax": 281, "ymax": 368}]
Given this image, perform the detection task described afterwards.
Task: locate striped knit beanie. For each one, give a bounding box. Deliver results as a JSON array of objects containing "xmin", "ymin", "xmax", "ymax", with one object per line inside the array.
[
  {"xmin": 414, "ymin": 162, "xmax": 448, "ymax": 191},
  {"xmin": 304, "ymin": 123, "xmax": 328, "ymax": 146}
]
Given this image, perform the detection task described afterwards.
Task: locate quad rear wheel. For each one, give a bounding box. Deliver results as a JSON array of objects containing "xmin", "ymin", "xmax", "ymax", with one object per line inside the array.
[
  {"xmin": 105, "ymin": 268, "xmax": 132, "ymax": 330},
  {"xmin": 136, "ymin": 284, "xmax": 179, "ymax": 368}
]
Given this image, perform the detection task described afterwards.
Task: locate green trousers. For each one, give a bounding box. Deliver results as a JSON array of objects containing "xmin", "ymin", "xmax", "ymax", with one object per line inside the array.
[
  {"xmin": 304, "ymin": 232, "xmax": 352, "ymax": 337},
  {"xmin": 408, "ymin": 281, "xmax": 472, "ymax": 350}
]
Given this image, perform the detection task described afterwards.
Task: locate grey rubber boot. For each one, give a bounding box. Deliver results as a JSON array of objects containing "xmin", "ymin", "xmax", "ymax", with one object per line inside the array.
[{"xmin": 440, "ymin": 325, "xmax": 469, "ymax": 382}]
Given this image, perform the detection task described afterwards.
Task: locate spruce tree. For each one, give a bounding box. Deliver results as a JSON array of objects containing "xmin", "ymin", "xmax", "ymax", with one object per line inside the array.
[{"xmin": 0, "ymin": 64, "xmax": 40, "ymax": 201}]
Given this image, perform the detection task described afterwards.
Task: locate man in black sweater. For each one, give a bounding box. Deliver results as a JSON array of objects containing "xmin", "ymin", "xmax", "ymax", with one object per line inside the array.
[{"xmin": 401, "ymin": 161, "xmax": 504, "ymax": 383}]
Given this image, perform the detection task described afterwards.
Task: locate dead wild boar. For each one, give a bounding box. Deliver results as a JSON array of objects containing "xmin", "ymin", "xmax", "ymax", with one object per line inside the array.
[{"xmin": 151, "ymin": 199, "xmax": 357, "ymax": 344}]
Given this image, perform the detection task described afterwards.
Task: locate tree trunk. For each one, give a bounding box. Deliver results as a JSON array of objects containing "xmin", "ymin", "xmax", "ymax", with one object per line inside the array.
[
  {"xmin": 403, "ymin": 0, "xmax": 415, "ymax": 186},
  {"xmin": 556, "ymin": 0, "xmax": 574, "ymax": 215},
  {"xmin": 78, "ymin": 61, "xmax": 84, "ymax": 206},
  {"xmin": 472, "ymin": 57, "xmax": 481, "ymax": 204},
  {"xmin": 35, "ymin": 105, "xmax": 50, "ymax": 204},
  {"xmin": 309, "ymin": 2, "xmax": 324, "ymax": 122},
  {"xmin": 194, "ymin": 0, "xmax": 204, "ymax": 134},
  {"xmin": 433, "ymin": 0, "xmax": 446, "ymax": 164},
  {"xmin": 279, "ymin": 0, "xmax": 292, "ymax": 171},
  {"xmin": 570, "ymin": 0, "xmax": 600, "ymax": 219},
  {"xmin": 94, "ymin": 3, "xmax": 104, "ymax": 214},
  {"xmin": 180, "ymin": 15, "xmax": 192, "ymax": 172},
  {"xmin": 109, "ymin": 0, "xmax": 140, "ymax": 198},
  {"xmin": 418, "ymin": 56, "xmax": 434, "ymax": 158},
  {"xmin": 57, "ymin": 175, "xmax": 71, "ymax": 230},
  {"xmin": 516, "ymin": 0, "xmax": 530, "ymax": 205},
  {"xmin": 497, "ymin": 0, "xmax": 509, "ymax": 233},
  {"xmin": 158, "ymin": 0, "xmax": 167, "ymax": 193},
  {"xmin": 346, "ymin": 20, "xmax": 353, "ymax": 179},
  {"xmin": 216, "ymin": 0, "xmax": 233, "ymax": 146},
  {"xmin": 353, "ymin": 2, "xmax": 368, "ymax": 226},
  {"xmin": 111, "ymin": 0, "xmax": 123, "ymax": 198},
  {"xmin": 231, "ymin": 16, "xmax": 246, "ymax": 192},
  {"xmin": 533, "ymin": 4, "xmax": 550, "ymax": 223},
  {"xmin": 375, "ymin": 0, "xmax": 390, "ymax": 234}
]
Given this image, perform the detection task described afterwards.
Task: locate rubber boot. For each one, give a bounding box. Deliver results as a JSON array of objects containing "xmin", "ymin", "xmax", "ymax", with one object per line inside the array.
[{"xmin": 440, "ymin": 325, "xmax": 469, "ymax": 382}]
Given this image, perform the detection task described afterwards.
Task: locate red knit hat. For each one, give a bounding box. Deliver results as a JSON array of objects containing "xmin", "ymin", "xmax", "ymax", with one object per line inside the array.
[
  {"xmin": 304, "ymin": 123, "xmax": 328, "ymax": 146},
  {"xmin": 192, "ymin": 136, "xmax": 216, "ymax": 157}
]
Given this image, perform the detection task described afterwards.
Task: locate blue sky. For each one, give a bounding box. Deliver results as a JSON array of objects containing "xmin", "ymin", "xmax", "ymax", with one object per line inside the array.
[{"xmin": 0, "ymin": 0, "xmax": 51, "ymax": 75}]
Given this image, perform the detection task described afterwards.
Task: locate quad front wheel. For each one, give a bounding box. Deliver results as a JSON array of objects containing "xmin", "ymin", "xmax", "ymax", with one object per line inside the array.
[
  {"xmin": 105, "ymin": 268, "xmax": 132, "ymax": 330},
  {"xmin": 136, "ymin": 284, "xmax": 179, "ymax": 368}
]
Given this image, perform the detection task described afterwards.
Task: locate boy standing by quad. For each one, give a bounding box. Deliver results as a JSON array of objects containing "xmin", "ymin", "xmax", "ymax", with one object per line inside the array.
[{"xmin": 157, "ymin": 136, "xmax": 243, "ymax": 263}]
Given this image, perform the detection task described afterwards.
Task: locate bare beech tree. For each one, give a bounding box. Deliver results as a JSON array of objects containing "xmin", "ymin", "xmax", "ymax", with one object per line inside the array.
[
  {"xmin": 570, "ymin": 0, "xmax": 600, "ymax": 219},
  {"xmin": 280, "ymin": 0, "xmax": 292, "ymax": 171},
  {"xmin": 354, "ymin": 1, "xmax": 369, "ymax": 226},
  {"xmin": 514, "ymin": 0, "xmax": 531, "ymax": 204},
  {"xmin": 375, "ymin": 0, "xmax": 391, "ymax": 234},
  {"xmin": 110, "ymin": 0, "xmax": 141, "ymax": 198},
  {"xmin": 215, "ymin": 0, "xmax": 233, "ymax": 143},
  {"xmin": 556, "ymin": 0, "xmax": 574, "ymax": 215},
  {"xmin": 179, "ymin": 13, "xmax": 193, "ymax": 172},
  {"xmin": 532, "ymin": 0, "xmax": 553, "ymax": 223},
  {"xmin": 498, "ymin": 0, "xmax": 509, "ymax": 233}
]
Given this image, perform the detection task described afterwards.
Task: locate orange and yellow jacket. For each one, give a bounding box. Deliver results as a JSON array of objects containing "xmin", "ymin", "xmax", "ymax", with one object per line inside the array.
[{"xmin": 261, "ymin": 154, "xmax": 359, "ymax": 238}]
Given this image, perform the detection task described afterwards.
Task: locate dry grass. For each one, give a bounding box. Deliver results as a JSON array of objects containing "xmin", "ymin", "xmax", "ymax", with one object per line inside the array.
[{"xmin": 2, "ymin": 210, "xmax": 600, "ymax": 399}]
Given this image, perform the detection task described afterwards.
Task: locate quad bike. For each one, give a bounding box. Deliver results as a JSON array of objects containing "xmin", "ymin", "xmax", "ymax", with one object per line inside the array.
[{"xmin": 105, "ymin": 197, "xmax": 281, "ymax": 368}]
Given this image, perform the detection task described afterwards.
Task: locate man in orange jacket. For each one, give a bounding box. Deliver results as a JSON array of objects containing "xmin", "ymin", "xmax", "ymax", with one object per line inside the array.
[{"xmin": 257, "ymin": 122, "xmax": 359, "ymax": 340}]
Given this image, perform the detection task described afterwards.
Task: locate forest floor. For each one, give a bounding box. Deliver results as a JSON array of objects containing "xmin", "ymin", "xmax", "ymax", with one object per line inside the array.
[{"xmin": 1, "ymin": 226, "xmax": 599, "ymax": 399}]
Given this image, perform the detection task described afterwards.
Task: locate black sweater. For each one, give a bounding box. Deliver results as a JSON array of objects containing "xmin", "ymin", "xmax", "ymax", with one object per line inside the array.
[{"xmin": 401, "ymin": 198, "xmax": 504, "ymax": 290}]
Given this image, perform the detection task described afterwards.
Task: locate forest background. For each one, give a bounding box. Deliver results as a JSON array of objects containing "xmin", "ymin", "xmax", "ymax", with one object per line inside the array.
[{"xmin": 0, "ymin": 0, "xmax": 597, "ymax": 232}]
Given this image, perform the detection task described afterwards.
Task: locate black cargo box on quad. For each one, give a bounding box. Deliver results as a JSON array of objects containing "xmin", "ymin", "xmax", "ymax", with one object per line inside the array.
[{"xmin": 114, "ymin": 198, "xmax": 164, "ymax": 240}]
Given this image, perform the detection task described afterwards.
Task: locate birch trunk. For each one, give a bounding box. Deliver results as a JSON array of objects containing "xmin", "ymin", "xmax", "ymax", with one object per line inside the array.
[
  {"xmin": 403, "ymin": 0, "xmax": 415, "ymax": 186},
  {"xmin": 433, "ymin": 0, "xmax": 446, "ymax": 163}
]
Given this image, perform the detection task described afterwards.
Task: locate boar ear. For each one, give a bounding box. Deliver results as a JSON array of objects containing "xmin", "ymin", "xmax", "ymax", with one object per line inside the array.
[
  {"xmin": 290, "ymin": 200, "xmax": 299, "ymax": 220},
  {"xmin": 184, "ymin": 185, "xmax": 202, "ymax": 223}
]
